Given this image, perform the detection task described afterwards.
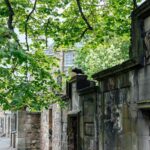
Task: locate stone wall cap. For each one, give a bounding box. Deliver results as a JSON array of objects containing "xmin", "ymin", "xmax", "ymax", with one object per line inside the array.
[
  {"xmin": 92, "ymin": 59, "xmax": 142, "ymax": 81},
  {"xmin": 137, "ymin": 100, "xmax": 150, "ymax": 110},
  {"xmin": 69, "ymin": 74, "xmax": 87, "ymax": 83},
  {"xmin": 68, "ymin": 110, "xmax": 80, "ymax": 116},
  {"xmin": 78, "ymin": 86, "xmax": 98, "ymax": 96}
]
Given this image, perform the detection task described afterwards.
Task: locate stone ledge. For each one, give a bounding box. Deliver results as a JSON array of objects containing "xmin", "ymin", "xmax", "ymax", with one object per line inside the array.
[
  {"xmin": 78, "ymin": 86, "xmax": 98, "ymax": 96},
  {"xmin": 137, "ymin": 100, "xmax": 150, "ymax": 109},
  {"xmin": 92, "ymin": 59, "xmax": 142, "ymax": 81}
]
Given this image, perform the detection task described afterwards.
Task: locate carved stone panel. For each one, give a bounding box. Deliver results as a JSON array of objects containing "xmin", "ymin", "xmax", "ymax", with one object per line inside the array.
[
  {"xmin": 144, "ymin": 16, "xmax": 150, "ymax": 61},
  {"xmin": 144, "ymin": 16, "xmax": 150, "ymax": 32},
  {"xmin": 81, "ymin": 94, "xmax": 96, "ymax": 150},
  {"xmin": 72, "ymin": 83, "xmax": 79, "ymax": 110},
  {"xmin": 83, "ymin": 100, "xmax": 94, "ymax": 122},
  {"xmin": 84, "ymin": 123, "xmax": 94, "ymax": 136}
]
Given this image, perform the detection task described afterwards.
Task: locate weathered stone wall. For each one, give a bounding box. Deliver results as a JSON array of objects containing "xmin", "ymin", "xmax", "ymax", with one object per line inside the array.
[
  {"xmin": 65, "ymin": 64, "xmax": 150, "ymax": 150},
  {"xmin": 132, "ymin": 66, "xmax": 150, "ymax": 150},
  {"xmin": 16, "ymin": 111, "xmax": 41, "ymax": 150},
  {"xmin": 97, "ymin": 71, "xmax": 135, "ymax": 150},
  {"xmin": 79, "ymin": 86, "xmax": 98, "ymax": 150},
  {"xmin": 91, "ymin": 64, "xmax": 150, "ymax": 150},
  {"xmin": 61, "ymin": 109, "xmax": 68, "ymax": 150},
  {"xmin": 66, "ymin": 75, "xmax": 97, "ymax": 150},
  {"xmin": 40, "ymin": 104, "xmax": 67, "ymax": 150}
]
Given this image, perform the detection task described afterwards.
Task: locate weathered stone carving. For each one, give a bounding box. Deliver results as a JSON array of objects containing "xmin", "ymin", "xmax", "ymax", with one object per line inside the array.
[
  {"xmin": 144, "ymin": 16, "xmax": 150, "ymax": 60},
  {"xmin": 144, "ymin": 30, "xmax": 150, "ymax": 58}
]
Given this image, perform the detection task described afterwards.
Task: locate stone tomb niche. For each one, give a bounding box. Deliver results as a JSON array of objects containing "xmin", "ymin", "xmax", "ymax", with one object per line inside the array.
[{"xmin": 67, "ymin": 114, "xmax": 79, "ymax": 150}]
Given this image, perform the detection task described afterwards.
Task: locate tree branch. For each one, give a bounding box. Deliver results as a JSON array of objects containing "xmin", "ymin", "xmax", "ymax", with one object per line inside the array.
[
  {"xmin": 25, "ymin": 0, "xmax": 38, "ymax": 51},
  {"xmin": 80, "ymin": 28, "xmax": 89, "ymax": 38},
  {"xmin": 4, "ymin": 0, "xmax": 21, "ymax": 47},
  {"xmin": 133, "ymin": 0, "xmax": 137, "ymax": 9},
  {"xmin": 45, "ymin": 18, "xmax": 50, "ymax": 48},
  {"xmin": 76, "ymin": 0, "xmax": 93, "ymax": 30},
  {"xmin": 4, "ymin": 0, "xmax": 14, "ymax": 31}
]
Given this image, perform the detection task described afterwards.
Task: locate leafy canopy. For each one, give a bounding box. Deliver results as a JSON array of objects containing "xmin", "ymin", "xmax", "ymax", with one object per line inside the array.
[{"xmin": 0, "ymin": 0, "xmax": 65, "ymax": 110}]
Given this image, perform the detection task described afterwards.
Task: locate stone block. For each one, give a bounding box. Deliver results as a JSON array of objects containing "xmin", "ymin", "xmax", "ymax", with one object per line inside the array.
[{"xmin": 84, "ymin": 123, "xmax": 94, "ymax": 136}]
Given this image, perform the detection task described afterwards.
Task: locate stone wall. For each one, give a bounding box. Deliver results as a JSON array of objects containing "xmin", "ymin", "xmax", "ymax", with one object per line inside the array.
[
  {"xmin": 40, "ymin": 104, "xmax": 68, "ymax": 150},
  {"xmin": 91, "ymin": 60, "xmax": 150, "ymax": 150},
  {"xmin": 66, "ymin": 75, "xmax": 96, "ymax": 150},
  {"xmin": 95, "ymin": 68, "xmax": 137, "ymax": 150},
  {"xmin": 79, "ymin": 86, "xmax": 98, "ymax": 150},
  {"xmin": 65, "ymin": 62, "xmax": 150, "ymax": 150},
  {"xmin": 16, "ymin": 111, "xmax": 41, "ymax": 150}
]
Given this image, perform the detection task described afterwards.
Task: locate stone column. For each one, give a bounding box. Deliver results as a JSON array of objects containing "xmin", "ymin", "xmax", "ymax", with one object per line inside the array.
[{"xmin": 52, "ymin": 104, "xmax": 62, "ymax": 150}]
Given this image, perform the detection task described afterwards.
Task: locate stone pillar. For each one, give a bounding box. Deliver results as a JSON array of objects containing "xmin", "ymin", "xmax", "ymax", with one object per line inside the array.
[
  {"xmin": 52, "ymin": 104, "xmax": 62, "ymax": 150},
  {"xmin": 61, "ymin": 109, "xmax": 68, "ymax": 150},
  {"xmin": 4, "ymin": 115, "xmax": 6, "ymax": 136},
  {"xmin": 4, "ymin": 111, "xmax": 12, "ymax": 137},
  {"xmin": 40, "ymin": 109, "xmax": 50, "ymax": 150}
]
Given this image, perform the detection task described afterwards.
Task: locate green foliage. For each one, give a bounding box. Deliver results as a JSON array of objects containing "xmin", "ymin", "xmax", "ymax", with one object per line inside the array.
[
  {"xmin": 0, "ymin": 37, "xmax": 61, "ymax": 110},
  {"xmin": 73, "ymin": 0, "xmax": 133, "ymax": 76},
  {"xmin": 45, "ymin": 0, "xmax": 135, "ymax": 76},
  {"xmin": 75, "ymin": 35, "xmax": 130, "ymax": 77},
  {"xmin": 0, "ymin": 0, "xmax": 63, "ymax": 111}
]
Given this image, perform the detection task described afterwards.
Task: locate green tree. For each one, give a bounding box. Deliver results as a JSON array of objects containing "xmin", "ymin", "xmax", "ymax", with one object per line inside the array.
[
  {"xmin": 70, "ymin": 0, "xmax": 133, "ymax": 76},
  {"xmin": 0, "ymin": 0, "xmax": 64, "ymax": 110},
  {"xmin": 50, "ymin": 0, "xmax": 142, "ymax": 76}
]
